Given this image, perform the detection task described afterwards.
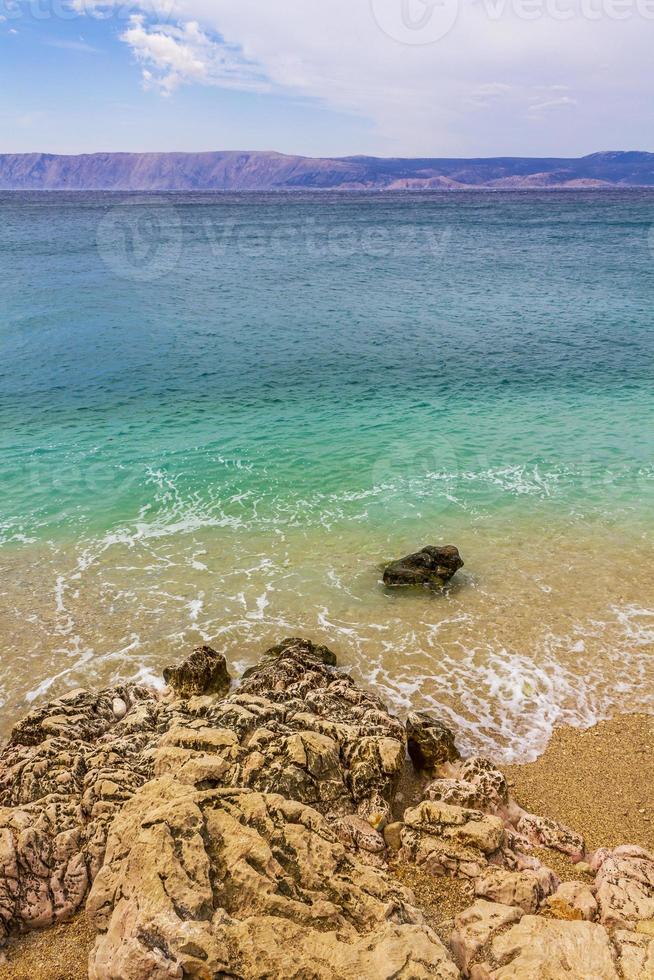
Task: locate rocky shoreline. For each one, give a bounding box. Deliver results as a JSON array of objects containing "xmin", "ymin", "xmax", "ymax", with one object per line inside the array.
[{"xmin": 1, "ymin": 638, "xmax": 653, "ymax": 978}]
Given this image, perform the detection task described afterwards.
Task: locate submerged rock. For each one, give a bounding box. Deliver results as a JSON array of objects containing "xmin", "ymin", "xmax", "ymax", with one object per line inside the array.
[
  {"xmin": 162, "ymin": 643, "xmax": 231, "ymax": 698},
  {"xmin": 383, "ymin": 545, "xmax": 464, "ymax": 589}
]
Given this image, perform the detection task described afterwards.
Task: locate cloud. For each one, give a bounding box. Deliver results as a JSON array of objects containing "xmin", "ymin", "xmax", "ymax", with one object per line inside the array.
[
  {"xmin": 75, "ymin": 0, "xmax": 654, "ymax": 154},
  {"xmin": 120, "ymin": 14, "xmax": 269, "ymax": 95}
]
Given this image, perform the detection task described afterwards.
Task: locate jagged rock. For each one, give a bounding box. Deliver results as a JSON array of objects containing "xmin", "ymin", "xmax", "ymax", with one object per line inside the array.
[
  {"xmin": 400, "ymin": 801, "xmax": 504, "ymax": 878},
  {"xmin": 241, "ymin": 636, "xmax": 337, "ymax": 681},
  {"xmin": 547, "ymin": 880, "xmax": 597, "ymax": 921},
  {"xmin": 613, "ymin": 928, "xmax": 654, "ymax": 978},
  {"xmin": 6, "ymin": 686, "xmax": 151, "ymax": 750},
  {"xmin": 515, "ymin": 812, "xmax": 585, "ymax": 859},
  {"xmin": 595, "ymin": 845, "xmax": 654, "ymax": 928},
  {"xmin": 0, "ymin": 633, "xmax": 651, "ymax": 980},
  {"xmin": 0, "ymin": 685, "xmax": 158, "ymax": 944},
  {"xmin": 474, "ymin": 866, "xmax": 558, "ymax": 914},
  {"xmin": 383, "ymin": 545, "xmax": 464, "ymax": 589},
  {"xmin": 0, "ymin": 638, "xmax": 407, "ymax": 949},
  {"xmin": 450, "ymin": 900, "xmax": 523, "ymax": 973},
  {"xmin": 163, "ymin": 644, "xmax": 231, "ymax": 698},
  {"xmin": 87, "ymin": 782, "xmax": 459, "ymax": 979},
  {"xmin": 407, "ymin": 711, "xmax": 460, "ymax": 772},
  {"xmin": 470, "ymin": 916, "xmax": 620, "ymax": 979},
  {"xmin": 155, "ymin": 640, "xmax": 406, "ymax": 827},
  {"xmin": 426, "ymin": 758, "xmax": 508, "ymax": 812}
]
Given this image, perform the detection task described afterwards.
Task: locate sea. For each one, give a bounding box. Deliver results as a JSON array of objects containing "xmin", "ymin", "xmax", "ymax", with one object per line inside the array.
[{"xmin": 1, "ymin": 189, "xmax": 653, "ymax": 760}]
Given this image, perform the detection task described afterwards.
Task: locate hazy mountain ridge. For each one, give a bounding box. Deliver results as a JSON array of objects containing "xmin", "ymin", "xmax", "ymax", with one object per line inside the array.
[{"xmin": 1, "ymin": 150, "xmax": 653, "ymax": 190}]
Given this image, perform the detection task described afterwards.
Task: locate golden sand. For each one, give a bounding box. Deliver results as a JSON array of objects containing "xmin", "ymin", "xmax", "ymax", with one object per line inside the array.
[
  {"xmin": 504, "ymin": 712, "xmax": 654, "ymax": 854},
  {"xmin": 0, "ymin": 914, "xmax": 94, "ymax": 980}
]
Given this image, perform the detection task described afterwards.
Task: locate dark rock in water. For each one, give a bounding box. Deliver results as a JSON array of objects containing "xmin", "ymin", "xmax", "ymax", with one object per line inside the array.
[
  {"xmin": 163, "ymin": 644, "xmax": 231, "ymax": 698},
  {"xmin": 383, "ymin": 545, "xmax": 464, "ymax": 589},
  {"xmin": 407, "ymin": 710, "xmax": 460, "ymax": 772},
  {"xmin": 241, "ymin": 636, "xmax": 337, "ymax": 681}
]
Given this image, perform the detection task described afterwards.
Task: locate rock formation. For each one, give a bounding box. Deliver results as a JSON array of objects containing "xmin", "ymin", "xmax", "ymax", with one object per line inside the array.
[
  {"xmin": 383, "ymin": 546, "xmax": 464, "ymax": 589},
  {"xmin": 0, "ymin": 635, "xmax": 653, "ymax": 978}
]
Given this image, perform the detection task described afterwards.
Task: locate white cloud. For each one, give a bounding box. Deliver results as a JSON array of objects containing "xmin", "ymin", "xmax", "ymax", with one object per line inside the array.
[
  {"xmin": 121, "ymin": 15, "xmax": 268, "ymax": 95},
  {"xmin": 76, "ymin": 0, "xmax": 654, "ymax": 153}
]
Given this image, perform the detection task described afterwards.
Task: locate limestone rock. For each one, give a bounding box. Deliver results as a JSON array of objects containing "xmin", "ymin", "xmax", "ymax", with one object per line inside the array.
[
  {"xmin": 471, "ymin": 916, "xmax": 620, "ymax": 979},
  {"xmin": 450, "ymin": 900, "xmax": 523, "ymax": 973},
  {"xmin": 426, "ymin": 758, "xmax": 508, "ymax": 812},
  {"xmin": 87, "ymin": 782, "xmax": 459, "ymax": 979},
  {"xmin": 474, "ymin": 866, "xmax": 559, "ymax": 914},
  {"xmin": 515, "ymin": 812, "xmax": 585, "ymax": 859},
  {"xmin": 0, "ymin": 638, "xmax": 408, "ymax": 949},
  {"xmin": 401, "ymin": 801, "xmax": 504, "ymax": 878},
  {"xmin": 163, "ymin": 644, "xmax": 231, "ymax": 698},
  {"xmin": 241, "ymin": 635, "xmax": 337, "ymax": 681},
  {"xmin": 547, "ymin": 880, "xmax": 597, "ymax": 921},
  {"xmin": 613, "ymin": 928, "xmax": 654, "ymax": 978},
  {"xmin": 407, "ymin": 711, "xmax": 460, "ymax": 772},
  {"xmin": 595, "ymin": 845, "xmax": 654, "ymax": 928},
  {"xmin": 0, "ymin": 685, "xmax": 158, "ymax": 943},
  {"xmin": 383, "ymin": 545, "xmax": 464, "ymax": 589}
]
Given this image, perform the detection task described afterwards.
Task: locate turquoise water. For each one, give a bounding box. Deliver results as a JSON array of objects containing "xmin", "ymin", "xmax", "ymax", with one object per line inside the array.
[{"xmin": 1, "ymin": 191, "xmax": 653, "ymax": 756}]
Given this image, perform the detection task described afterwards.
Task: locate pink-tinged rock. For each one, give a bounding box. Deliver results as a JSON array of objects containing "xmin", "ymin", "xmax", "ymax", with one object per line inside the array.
[
  {"xmin": 595, "ymin": 846, "xmax": 654, "ymax": 928},
  {"xmin": 547, "ymin": 880, "xmax": 598, "ymax": 921},
  {"xmin": 474, "ymin": 866, "xmax": 559, "ymax": 913},
  {"xmin": 516, "ymin": 812, "xmax": 585, "ymax": 859},
  {"xmin": 613, "ymin": 928, "xmax": 654, "ymax": 978}
]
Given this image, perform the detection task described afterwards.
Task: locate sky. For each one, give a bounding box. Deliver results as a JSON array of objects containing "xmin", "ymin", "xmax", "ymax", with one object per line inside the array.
[{"xmin": 1, "ymin": 0, "xmax": 653, "ymax": 157}]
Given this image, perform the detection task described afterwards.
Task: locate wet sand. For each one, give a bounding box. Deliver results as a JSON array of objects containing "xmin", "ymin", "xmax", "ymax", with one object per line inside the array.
[{"xmin": 1, "ymin": 518, "xmax": 653, "ymax": 764}]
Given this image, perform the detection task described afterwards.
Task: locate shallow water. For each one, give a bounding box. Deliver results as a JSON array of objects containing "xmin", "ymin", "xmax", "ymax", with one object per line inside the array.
[{"xmin": 1, "ymin": 190, "xmax": 653, "ymax": 759}]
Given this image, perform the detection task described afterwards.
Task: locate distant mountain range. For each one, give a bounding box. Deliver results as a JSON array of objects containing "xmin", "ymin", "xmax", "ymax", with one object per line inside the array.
[{"xmin": 1, "ymin": 150, "xmax": 653, "ymax": 190}]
